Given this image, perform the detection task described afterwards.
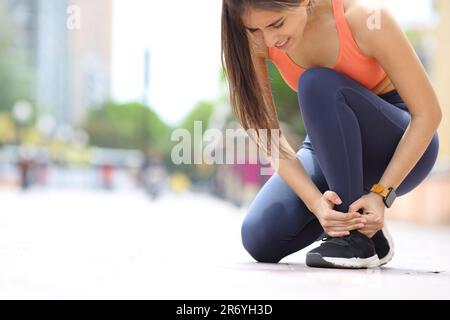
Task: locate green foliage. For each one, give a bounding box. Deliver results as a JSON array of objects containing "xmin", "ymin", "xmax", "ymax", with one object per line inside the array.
[
  {"xmin": 267, "ymin": 61, "xmax": 306, "ymax": 139},
  {"xmin": 85, "ymin": 101, "xmax": 171, "ymax": 153},
  {"xmin": 0, "ymin": 3, "xmax": 32, "ymax": 113},
  {"xmin": 170, "ymin": 101, "xmax": 215, "ymax": 181},
  {"xmin": 179, "ymin": 101, "xmax": 214, "ymax": 132}
]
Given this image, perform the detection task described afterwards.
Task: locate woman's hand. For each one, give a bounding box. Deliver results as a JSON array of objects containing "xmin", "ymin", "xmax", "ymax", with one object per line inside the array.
[
  {"xmin": 348, "ymin": 192, "xmax": 386, "ymax": 238},
  {"xmin": 313, "ymin": 191, "xmax": 367, "ymax": 238}
]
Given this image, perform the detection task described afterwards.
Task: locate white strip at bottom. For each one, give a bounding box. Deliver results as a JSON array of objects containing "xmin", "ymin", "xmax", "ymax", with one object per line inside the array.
[{"xmin": 323, "ymin": 255, "xmax": 380, "ymax": 268}]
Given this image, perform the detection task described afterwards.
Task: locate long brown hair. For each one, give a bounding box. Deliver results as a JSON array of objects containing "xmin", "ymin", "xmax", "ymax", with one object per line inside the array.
[{"xmin": 221, "ymin": 0, "xmax": 314, "ymax": 160}]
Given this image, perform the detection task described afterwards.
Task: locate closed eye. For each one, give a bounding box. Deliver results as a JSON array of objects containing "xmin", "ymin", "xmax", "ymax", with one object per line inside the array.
[
  {"xmin": 273, "ymin": 22, "xmax": 284, "ymax": 29},
  {"xmin": 247, "ymin": 18, "xmax": 285, "ymax": 33},
  {"xmin": 248, "ymin": 22, "xmax": 283, "ymax": 33}
]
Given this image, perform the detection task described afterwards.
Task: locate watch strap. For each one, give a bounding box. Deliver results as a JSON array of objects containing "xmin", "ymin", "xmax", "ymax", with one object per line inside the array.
[{"xmin": 370, "ymin": 183, "xmax": 390, "ymax": 197}]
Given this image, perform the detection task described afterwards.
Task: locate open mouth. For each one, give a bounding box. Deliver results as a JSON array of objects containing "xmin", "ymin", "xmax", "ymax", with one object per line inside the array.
[{"xmin": 275, "ymin": 38, "xmax": 290, "ymax": 50}]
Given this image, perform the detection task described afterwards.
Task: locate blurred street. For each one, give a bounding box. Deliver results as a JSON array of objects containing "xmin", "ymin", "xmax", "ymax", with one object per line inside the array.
[{"xmin": 1, "ymin": 188, "xmax": 450, "ymax": 300}]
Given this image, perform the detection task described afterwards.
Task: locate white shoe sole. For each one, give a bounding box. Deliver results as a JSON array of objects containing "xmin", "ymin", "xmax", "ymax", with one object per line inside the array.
[
  {"xmin": 323, "ymin": 254, "xmax": 381, "ymax": 269},
  {"xmin": 378, "ymin": 226, "xmax": 395, "ymax": 266}
]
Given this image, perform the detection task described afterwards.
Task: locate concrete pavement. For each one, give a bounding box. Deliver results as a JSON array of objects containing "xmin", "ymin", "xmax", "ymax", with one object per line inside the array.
[{"xmin": 0, "ymin": 188, "xmax": 450, "ymax": 299}]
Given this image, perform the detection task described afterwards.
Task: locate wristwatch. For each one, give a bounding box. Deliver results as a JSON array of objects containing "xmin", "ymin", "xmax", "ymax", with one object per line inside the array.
[{"xmin": 370, "ymin": 183, "xmax": 397, "ymax": 208}]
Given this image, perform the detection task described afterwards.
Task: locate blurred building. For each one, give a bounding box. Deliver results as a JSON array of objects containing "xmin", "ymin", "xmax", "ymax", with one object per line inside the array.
[
  {"xmin": 36, "ymin": 0, "xmax": 71, "ymax": 125},
  {"xmin": 3, "ymin": 0, "xmax": 112, "ymax": 128},
  {"xmin": 3, "ymin": 0, "xmax": 37, "ymax": 110},
  {"xmin": 4, "ymin": 0, "xmax": 37, "ymax": 65},
  {"xmin": 68, "ymin": 0, "xmax": 112, "ymax": 127},
  {"xmin": 5, "ymin": 0, "xmax": 70, "ymax": 124}
]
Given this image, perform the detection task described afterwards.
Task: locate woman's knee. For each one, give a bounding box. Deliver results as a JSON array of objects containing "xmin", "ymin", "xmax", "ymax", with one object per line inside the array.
[
  {"xmin": 240, "ymin": 208, "xmax": 283, "ymax": 263},
  {"xmin": 297, "ymin": 68, "xmax": 349, "ymax": 119},
  {"xmin": 297, "ymin": 67, "xmax": 345, "ymax": 97}
]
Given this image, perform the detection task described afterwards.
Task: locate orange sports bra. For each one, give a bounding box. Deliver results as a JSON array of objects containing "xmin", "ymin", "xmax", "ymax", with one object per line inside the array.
[{"xmin": 268, "ymin": 0, "xmax": 388, "ymax": 92}]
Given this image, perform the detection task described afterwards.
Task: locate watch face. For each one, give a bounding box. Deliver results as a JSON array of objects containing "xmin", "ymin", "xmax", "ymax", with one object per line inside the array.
[{"xmin": 384, "ymin": 188, "xmax": 396, "ymax": 208}]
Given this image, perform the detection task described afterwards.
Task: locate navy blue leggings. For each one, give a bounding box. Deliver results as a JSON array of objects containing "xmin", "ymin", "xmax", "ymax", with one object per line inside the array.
[{"xmin": 241, "ymin": 67, "xmax": 439, "ymax": 263}]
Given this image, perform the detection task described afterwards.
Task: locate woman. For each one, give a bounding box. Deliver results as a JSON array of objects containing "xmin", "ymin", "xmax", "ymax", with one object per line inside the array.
[{"xmin": 221, "ymin": 0, "xmax": 441, "ymax": 268}]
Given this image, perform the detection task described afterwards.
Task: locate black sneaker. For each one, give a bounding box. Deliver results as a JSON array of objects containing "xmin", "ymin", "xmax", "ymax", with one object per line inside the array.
[
  {"xmin": 372, "ymin": 227, "xmax": 394, "ymax": 266},
  {"xmin": 306, "ymin": 231, "xmax": 380, "ymax": 269}
]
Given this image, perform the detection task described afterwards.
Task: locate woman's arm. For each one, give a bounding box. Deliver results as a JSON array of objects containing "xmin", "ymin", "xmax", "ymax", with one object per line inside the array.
[
  {"xmin": 252, "ymin": 48, "xmax": 323, "ymax": 213},
  {"xmin": 276, "ymin": 134, "xmax": 324, "ymax": 213},
  {"xmin": 347, "ymin": 1, "xmax": 442, "ymax": 191}
]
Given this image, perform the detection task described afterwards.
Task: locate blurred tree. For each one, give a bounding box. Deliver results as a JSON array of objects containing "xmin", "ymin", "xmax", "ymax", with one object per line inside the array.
[
  {"xmin": 85, "ymin": 101, "xmax": 171, "ymax": 153},
  {"xmin": 0, "ymin": 3, "xmax": 32, "ymax": 113},
  {"xmin": 180, "ymin": 101, "xmax": 214, "ymax": 133},
  {"xmin": 170, "ymin": 101, "xmax": 215, "ymax": 184},
  {"xmin": 0, "ymin": 112, "xmax": 15, "ymax": 143}
]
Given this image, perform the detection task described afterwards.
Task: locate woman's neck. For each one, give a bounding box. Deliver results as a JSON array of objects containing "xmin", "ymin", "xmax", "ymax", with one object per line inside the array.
[
  {"xmin": 287, "ymin": 0, "xmax": 331, "ymax": 55},
  {"xmin": 306, "ymin": 0, "xmax": 331, "ymax": 29}
]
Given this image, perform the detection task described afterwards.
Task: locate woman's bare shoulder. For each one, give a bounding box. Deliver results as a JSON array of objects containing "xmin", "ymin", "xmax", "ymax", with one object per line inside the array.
[
  {"xmin": 343, "ymin": 0, "xmax": 385, "ymax": 57},
  {"xmin": 343, "ymin": 0, "xmax": 381, "ymax": 16}
]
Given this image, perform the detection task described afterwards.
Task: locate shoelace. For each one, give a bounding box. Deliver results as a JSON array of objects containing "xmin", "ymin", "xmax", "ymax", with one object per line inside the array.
[{"xmin": 322, "ymin": 234, "xmax": 351, "ymax": 247}]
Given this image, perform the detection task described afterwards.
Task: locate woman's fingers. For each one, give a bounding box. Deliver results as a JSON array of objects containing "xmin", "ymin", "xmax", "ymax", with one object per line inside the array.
[
  {"xmin": 321, "ymin": 210, "xmax": 367, "ymax": 235},
  {"xmin": 321, "ymin": 209, "xmax": 374, "ymax": 237},
  {"xmin": 327, "ymin": 223, "xmax": 366, "ymax": 233},
  {"xmin": 327, "ymin": 210, "xmax": 361, "ymax": 221},
  {"xmin": 358, "ymin": 216, "xmax": 383, "ymax": 236},
  {"xmin": 329, "ymin": 217, "xmax": 367, "ymax": 227},
  {"xmin": 359, "ymin": 213, "xmax": 382, "ymax": 228},
  {"xmin": 327, "ymin": 231, "xmax": 350, "ymax": 237},
  {"xmin": 324, "ymin": 190, "xmax": 343, "ymax": 205},
  {"xmin": 358, "ymin": 227, "xmax": 379, "ymax": 238},
  {"xmin": 326, "ymin": 223, "xmax": 365, "ymax": 233}
]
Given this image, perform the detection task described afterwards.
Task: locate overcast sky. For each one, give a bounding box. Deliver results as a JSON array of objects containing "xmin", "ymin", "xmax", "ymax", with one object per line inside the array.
[{"xmin": 111, "ymin": 0, "xmax": 435, "ymax": 126}]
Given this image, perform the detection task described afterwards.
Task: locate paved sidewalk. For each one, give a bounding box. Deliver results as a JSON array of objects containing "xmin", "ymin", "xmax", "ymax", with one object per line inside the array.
[{"xmin": 0, "ymin": 189, "xmax": 450, "ymax": 299}]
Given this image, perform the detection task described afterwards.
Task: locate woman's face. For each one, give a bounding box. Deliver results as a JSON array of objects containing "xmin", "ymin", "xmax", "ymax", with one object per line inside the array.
[{"xmin": 241, "ymin": 2, "xmax": 309, "ymax": 52}]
